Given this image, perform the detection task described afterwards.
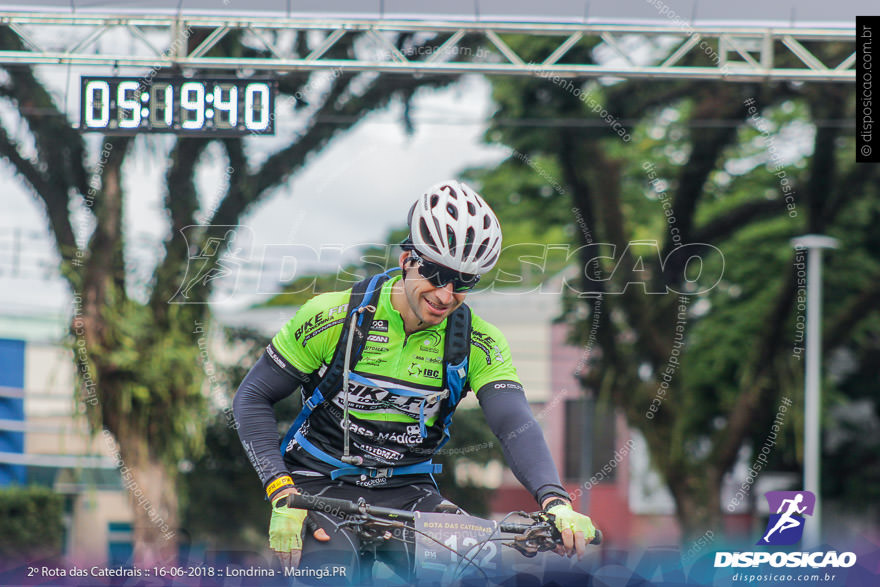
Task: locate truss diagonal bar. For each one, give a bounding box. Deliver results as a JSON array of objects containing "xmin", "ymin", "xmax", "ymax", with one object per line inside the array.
[
  {"xmin": 305, "ymin": 29, "xmax": 346, "ymax": 62},
  {"xmin": 835, "ymin": 52, "xmax": 856, "ymax": 71},
  {"xmin": 599, "ymin": 32, "xmax": 635, "ymax": 67},
  {"xmin": 485, "ymin": 30, "xmax": 525, "ymax": 66},
  {"xmin": 7, "ymin": 23, "xmax": 42, "ymax": 53},
  {"xmin": 426, "ymin": 29, "xmax": 465, "ymax": 63},
  {"xmin": 0, "ymin": 13, "xmax": 855, "ymax": 83},
  {"xmin": 367, "ymin": 28, "xmax": 408, "ymax": 63},
  {"xmin": 659, "ymin": 34, "xmax": 701, "ymax": 68},
  {"xmin": 127, "ymin": 24, "xmax": 163, "ymax": 58},
  {"xmin": 189, "ymin": 25, "xmax": 229, "ymax": 59},
  {"xmin": 65, "ymin": 24, "xmax": 107, "ymax": 56},
  {"xmin": 246, "ymin": 26, "xmax": 285, "ymax": 59},
  {"xmin": 543, "ymin": 32, "xmax": 583, "ymax": 66},
  {"xmin": 782, "ymin": 35, "xmax": 829, "ymax": 71},
  {"xmin": 723, "ymin": 35, "xmax": 762, "ymax": 69}
]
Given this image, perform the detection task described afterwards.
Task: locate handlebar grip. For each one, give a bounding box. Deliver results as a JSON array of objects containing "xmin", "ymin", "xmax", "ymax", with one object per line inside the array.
[
  {"xmin": 287, "ymin": 493, "xmax": 362, "ymax": 515},
  {"xmin": 499, "ymin": 522, "xmax": 532, "ymax": 533}
]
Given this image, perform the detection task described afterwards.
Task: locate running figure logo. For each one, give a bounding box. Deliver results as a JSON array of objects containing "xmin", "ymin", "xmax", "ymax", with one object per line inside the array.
[{"xmin": 757, "ymin": 491, "xmax": 816, "ymax": 546}]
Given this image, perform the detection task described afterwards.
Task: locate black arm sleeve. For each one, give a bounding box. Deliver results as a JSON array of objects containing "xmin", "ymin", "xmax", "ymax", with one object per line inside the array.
[
  {"xmin": 233, "ymin": 347, "xmax": 307, "ymax": 491},
  {"xmin": 477, "ymin": 382, "xmax": 570, "ymax": 505}
]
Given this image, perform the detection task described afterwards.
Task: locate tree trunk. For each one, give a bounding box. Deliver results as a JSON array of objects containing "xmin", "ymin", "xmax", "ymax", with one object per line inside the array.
[
  {"xmin": 669, "ymin": 469, "xmax": 723, "ymax": 542},
  {"xmin": 114, "ymin": 430, "xmax": 180, "ymax": 567}
]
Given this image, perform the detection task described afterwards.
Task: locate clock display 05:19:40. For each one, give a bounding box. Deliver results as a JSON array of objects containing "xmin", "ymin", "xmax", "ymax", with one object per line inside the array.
[{"xmin": 80, "ymin": 77, "xmax": 275, "ymax": 135}]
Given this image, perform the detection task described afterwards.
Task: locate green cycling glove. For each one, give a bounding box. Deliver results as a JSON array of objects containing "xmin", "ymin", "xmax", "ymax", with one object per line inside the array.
[
  {"xmin": 269, "ymin": 495, "xmax": 308, "ymax": 567},
  {"xmin": 547, "ymin": 502, "xmax": 597, "ymax": 557}
]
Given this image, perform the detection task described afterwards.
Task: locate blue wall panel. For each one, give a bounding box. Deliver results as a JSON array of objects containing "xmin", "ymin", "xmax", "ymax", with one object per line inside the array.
[{"xmin": 0, "ymin": 338, "xmax": 26, "ymax": 485}]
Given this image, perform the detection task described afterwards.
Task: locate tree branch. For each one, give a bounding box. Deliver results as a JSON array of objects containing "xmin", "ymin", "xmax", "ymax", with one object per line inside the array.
[
  {"xmin": 149, "ymin": 138, "xmax": 213, "ymax": 319},
  {"xmin": 710, "ymin": 261, "xmax": 797, "ymax": 474},
  {"xmin": 668, "ymin": 87, "xmax": 746, "ymax": 250},
  {"xmin": 82, "ymin": 136, "xmax": 132, "ymax": 345},
  {"xmin": 824, "ymin": 273, "xmax": 880, "ymax": 353},
  {"xmin": 690, "ymin": 199, "xmax": 787, "ymax": 244}
]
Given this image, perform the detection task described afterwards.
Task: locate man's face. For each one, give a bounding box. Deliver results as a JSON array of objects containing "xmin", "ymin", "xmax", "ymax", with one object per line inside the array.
[{"xmin": 398, "ymin": 251, "xmax": 467, "ymax": 327}]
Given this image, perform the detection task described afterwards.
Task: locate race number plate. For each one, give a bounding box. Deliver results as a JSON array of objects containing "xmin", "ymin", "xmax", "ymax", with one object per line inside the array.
[{"xmin": 414, "ymin": 512, "xmax": 500, "ymax": 582}]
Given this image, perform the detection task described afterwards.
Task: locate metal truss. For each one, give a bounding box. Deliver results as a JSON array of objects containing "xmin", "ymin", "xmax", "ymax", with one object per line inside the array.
[{"xmin": 0, "ymin": 12, "xmax": 856, "ymax": 82}]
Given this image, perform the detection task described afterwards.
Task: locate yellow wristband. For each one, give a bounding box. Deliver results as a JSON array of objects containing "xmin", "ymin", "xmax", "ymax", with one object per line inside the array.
[{"xmin": 266, "ymin": 475, "xmax": 294, "ymax": 498}]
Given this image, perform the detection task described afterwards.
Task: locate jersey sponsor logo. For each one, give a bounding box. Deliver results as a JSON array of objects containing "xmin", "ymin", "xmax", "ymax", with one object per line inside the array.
[
  {"xmin": 358, "ymin": 357, "xmax": 388, "ymax": 367},
  {"xmin": 294, "ymin": 305, "xmax": 348, "ymax": 341},
  {"xmin": 408, "ymin": 362, "xmax": 441, "ymax": 379},
  {"xmin": 340, "ymin": 419, "xmax": 374, "ymax": 438},
  {"xmin": 353, "ymin": 441, "xmax": 404, "ymax": 462},
  {"xmin": 376, "ymin": 430, "xmax": 425, "ymax": 445},
  {"xmin": 327, "ymin": 303, "xmax": 348, "ymax": 319},
  {"xmin": 265, "ymin": 344, "xmax": 288, "ymax": 370},
  {"xmin": 366, "ymin": 334, "xmax": 389, "ymax": 344},
  {"xmin": 363, "ymin": 345, "xmax": 386, "ymax": 354},
  {"xmin": 415, "ymin": 354, "xmax": 442, "ymax": 364},
  {"xmin": 300, "ymin": 317, "xmax": 346, "ymax": 346},
  {"xmin": 356, "ymin": 476, "xmax": 389, "ymax": 488},
  {"xmin": 472, "ymin": 330, "xmax": 504, "ymax": 364},
  {"xmin": 370, "ymin": 320, "xmax": 389, "ymax": 333},
  {"xmin": 331, "ymin": 382, "xmax": 441, "ymax": 419},
  {"xmin": 472, "ymin": 340, "xmax": 493, "ymax": 365},
  {"xmin": 421, "ymin": 330, "xmax": 442, "ymax": 348}
]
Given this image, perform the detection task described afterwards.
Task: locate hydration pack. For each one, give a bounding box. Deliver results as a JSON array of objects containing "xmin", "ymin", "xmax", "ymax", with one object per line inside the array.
[{"xmin": 280, "ymin": 269, "xmax": 472, "ymax": 480}]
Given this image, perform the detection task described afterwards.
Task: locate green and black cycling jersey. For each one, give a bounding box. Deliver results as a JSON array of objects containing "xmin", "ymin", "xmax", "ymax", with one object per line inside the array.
[
  {"xmin": 268, "ymin": 275, "xmax": 519, "ymax": 480},
  {"xmin": 234, "ymin": 275, "xmax": 569, "ymax": 502}
]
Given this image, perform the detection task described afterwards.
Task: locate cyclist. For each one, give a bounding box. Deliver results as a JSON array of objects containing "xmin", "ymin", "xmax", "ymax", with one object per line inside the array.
[{"xmin": 233, "ymin": 180, "xmax": 597, "ymax": 579}]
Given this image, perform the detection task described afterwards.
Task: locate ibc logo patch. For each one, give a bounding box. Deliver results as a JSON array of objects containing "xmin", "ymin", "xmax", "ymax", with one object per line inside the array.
[{"xmin": 757, "ymin": 490, "xmax": 815, "ymax": 546}]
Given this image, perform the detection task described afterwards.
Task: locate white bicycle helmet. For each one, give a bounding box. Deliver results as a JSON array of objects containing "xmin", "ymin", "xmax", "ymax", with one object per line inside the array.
[{"xmin": 406, "ymin": 180, "xmax": 502, "ymax": 275}]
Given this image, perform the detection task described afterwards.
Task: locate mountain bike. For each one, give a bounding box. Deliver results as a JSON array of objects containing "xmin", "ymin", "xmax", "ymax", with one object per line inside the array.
[{"xmin": 287, "ymin": 492, "xmax": 603, "ymax": 585}]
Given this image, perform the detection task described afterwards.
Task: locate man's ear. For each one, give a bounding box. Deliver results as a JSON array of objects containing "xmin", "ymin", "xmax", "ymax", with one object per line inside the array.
[{"xmin": 398, "ymin": 251, "xmax": 410, "ymax": 269}]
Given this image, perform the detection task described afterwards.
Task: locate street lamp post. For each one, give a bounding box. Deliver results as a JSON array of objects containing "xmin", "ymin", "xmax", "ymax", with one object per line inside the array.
[{"xmin": 790, "ymin": 234, "xmax": 838, "ymax": 547}]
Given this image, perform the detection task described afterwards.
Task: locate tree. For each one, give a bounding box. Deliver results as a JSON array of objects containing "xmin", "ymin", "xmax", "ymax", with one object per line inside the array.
[
  {"xmin": 468, "ymin": 36, "xmax": 877, "ymax": 539},
  {"xmin": 0, "ymin": 27, "xmax": 464, "ymax": 564}
]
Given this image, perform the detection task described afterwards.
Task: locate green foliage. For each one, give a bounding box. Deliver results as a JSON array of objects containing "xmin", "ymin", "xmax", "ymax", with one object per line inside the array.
[
  {"xmin": 96, "ymin": 300, "xmax": 207, "ymax": 466},
  {"xmin": 434, "ymin": 407, "xmax": 504, "ymax": 517},
  {"xmin": 466, "ymin": 34, "xmax": 879, "ymax": 533},
  {"xmin": 0, "ymin": 486, "xmax": 64, "ymax": 565},
  {"xmin": 180, "ymin": 328, "xmax": 284, "ymax": 550}
]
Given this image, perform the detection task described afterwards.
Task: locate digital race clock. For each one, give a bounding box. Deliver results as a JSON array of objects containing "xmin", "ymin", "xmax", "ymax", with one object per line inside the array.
[{"xmin": 79, "ymin": 76, "xmax": 277, "ymax": 135}]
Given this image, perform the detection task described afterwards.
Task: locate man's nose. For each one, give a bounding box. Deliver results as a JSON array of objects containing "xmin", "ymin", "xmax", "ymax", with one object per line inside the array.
[{"xmin": 434, "ymin": 282, "xmax": 455, "ymax": 302}]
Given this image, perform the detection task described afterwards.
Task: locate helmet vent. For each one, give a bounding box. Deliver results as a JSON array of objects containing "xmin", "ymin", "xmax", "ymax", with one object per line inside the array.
[
  {"xmin": 483, "ymin": 215, "xmax": 491, "ymax": 229},
  {"xmin": 463, "ymin": 227, "xmax": 475, "ymax": 258},
  {"xmin": 446, "ymin": 203, "xmax": 458, "ymax": 219},
  {"xmin": 430, "ymin": 194, "xmax": 440, "ymax": 208},
  {"xmin": 419, "ymin": 218, "xmax": 441, "ymax": 256},
  {"xmin": 475, "ymin": 237, "xmax": 489, "ymax": 261},
  {"xmin": 446, "ymin": 226, "xmax": 457, "ymax": 255},
  {"xmin": 467, "ymin": 201, "xmax": 476, "ymax": 216}
]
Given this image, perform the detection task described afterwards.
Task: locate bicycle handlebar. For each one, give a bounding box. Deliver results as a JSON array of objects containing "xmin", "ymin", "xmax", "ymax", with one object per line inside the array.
[
  {"xmin": 287, "ymin": 492, "xmax": 602, "ymax": 545},
  {"xmin": 287, "ymin": 492, "xmax": 416, "ymax": 523},
  {"xmin": 499, "ymin": 522, "xmax": 603, "ymax": 545}
]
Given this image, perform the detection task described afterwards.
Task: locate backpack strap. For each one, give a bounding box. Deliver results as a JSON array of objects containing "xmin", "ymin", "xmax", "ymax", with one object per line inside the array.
[
  {"xmin": 436, "ymin": 304, "xmax": 472, "ymax": 450},
  {"xmin": 279, "ymin": 269, "xmax": 396, "ymax": 457}
]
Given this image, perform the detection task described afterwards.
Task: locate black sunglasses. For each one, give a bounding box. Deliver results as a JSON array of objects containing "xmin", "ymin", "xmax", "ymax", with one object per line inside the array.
[{"xmin": 407, "ymin": 250, "xmax": 480, "ymax": 292}]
